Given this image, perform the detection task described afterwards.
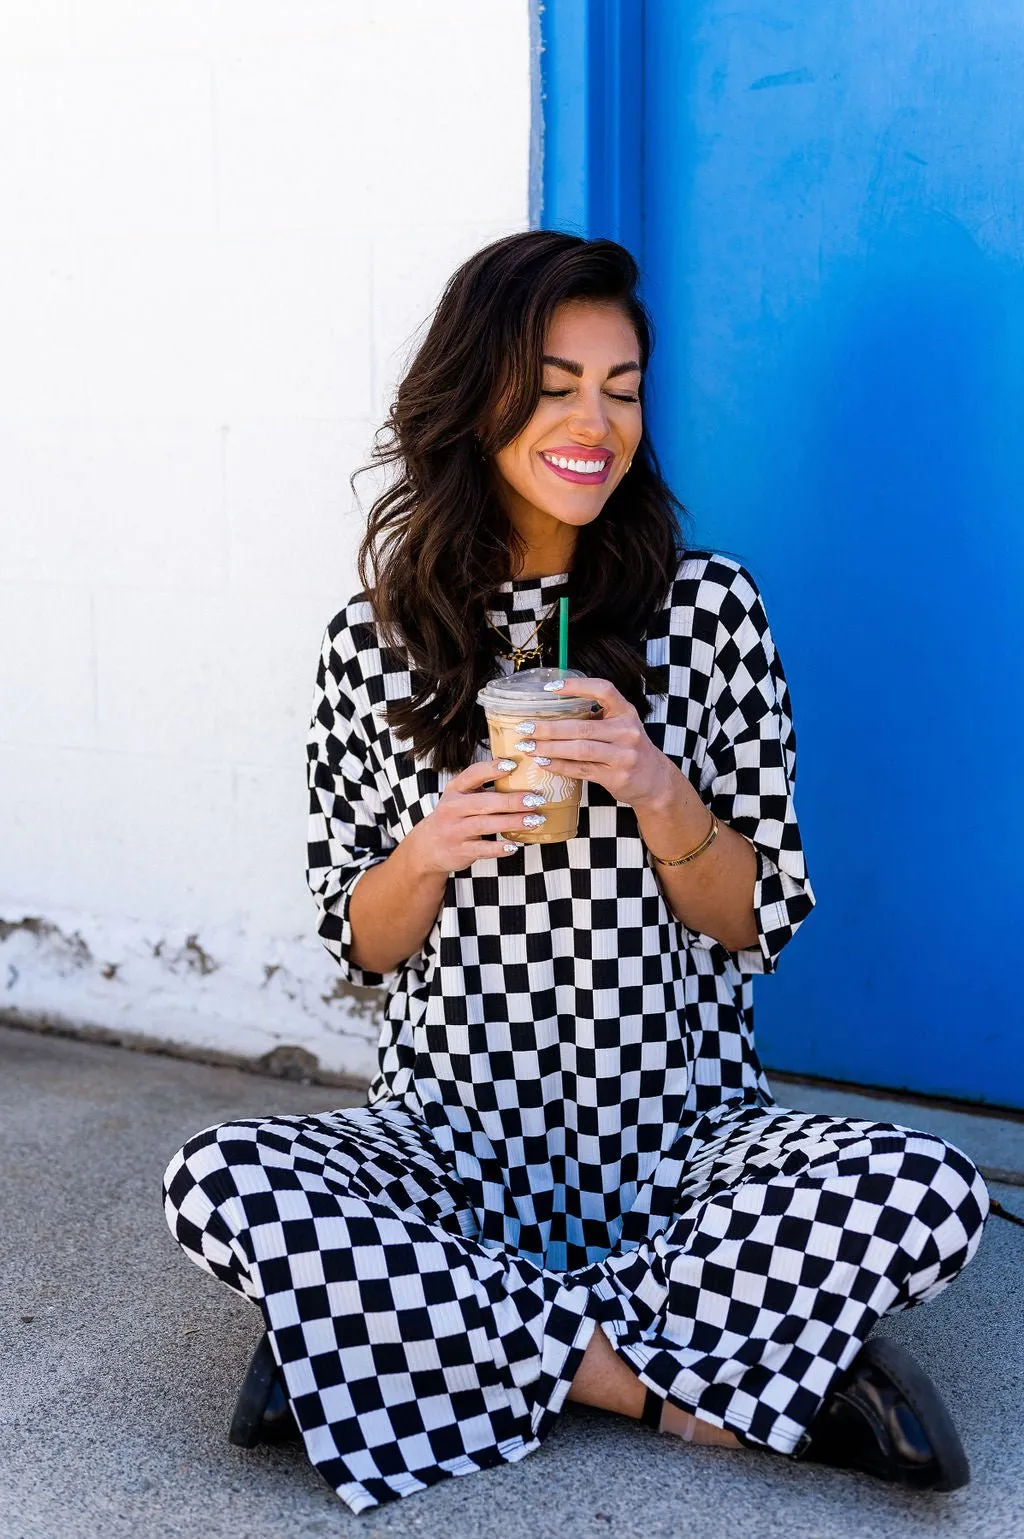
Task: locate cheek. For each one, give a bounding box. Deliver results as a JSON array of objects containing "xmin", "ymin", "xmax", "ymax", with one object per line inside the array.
[{"xmin": 492, "ymin": 443, "xmax": 534, "ymax": 498}]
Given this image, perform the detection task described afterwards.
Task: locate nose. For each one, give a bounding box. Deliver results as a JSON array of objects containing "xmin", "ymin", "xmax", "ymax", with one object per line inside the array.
[{"xmin": 566, "ymin": 385, "xmax": 611, "ymax": 441}]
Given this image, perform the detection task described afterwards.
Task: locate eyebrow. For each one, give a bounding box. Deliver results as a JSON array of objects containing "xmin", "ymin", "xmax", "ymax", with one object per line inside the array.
[{"xmin": 542, "ymin": 354, "xmax": 642, "ymax": 380}]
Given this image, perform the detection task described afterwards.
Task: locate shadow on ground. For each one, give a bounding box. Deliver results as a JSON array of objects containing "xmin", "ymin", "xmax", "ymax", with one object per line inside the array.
[{"xmin": 1, "ymin": 1025, "xmax": 1020, "ymax": 1539}]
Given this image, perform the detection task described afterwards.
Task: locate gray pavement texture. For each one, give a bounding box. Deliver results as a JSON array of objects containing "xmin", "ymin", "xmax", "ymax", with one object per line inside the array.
[{"xmin": 2, "ymin": 1022, "xmax": 1022, "ymax": 1539}]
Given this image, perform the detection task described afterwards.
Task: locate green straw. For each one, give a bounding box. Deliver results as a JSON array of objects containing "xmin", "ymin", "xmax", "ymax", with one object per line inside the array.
[{"xmin": 558, "ymin": 596, "xmax": 568, "ymax": 670}]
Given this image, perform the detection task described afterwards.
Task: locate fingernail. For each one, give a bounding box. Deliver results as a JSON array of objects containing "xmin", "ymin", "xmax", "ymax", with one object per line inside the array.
[
  {"xmin": 514, "ymin": 739, "xmax": 536, "ymax": 753},
  {"xmin": 522, "ymin": 813, "xmax": 546, "ymax": 828},
  {"xmin": 522, "ymin": 792, "xmax": 546, "ymax": 808},
  {"xmin": 515, "ymin": 719, "xmax": 536, "ymax": 733},
  {"xmin": 502, "ymin": 842, "xmax": 523, "ymax": 854},
  {"xmin": 543, "ymin": 681, "xmax": 566, "ymax": 692},
  {"xmin": 496, "ymin": 758, "xmax": 517, "ymax": 772},
  {"xmin": 533, "ymin": 755, "xmax": 552, "ymax": 767}
]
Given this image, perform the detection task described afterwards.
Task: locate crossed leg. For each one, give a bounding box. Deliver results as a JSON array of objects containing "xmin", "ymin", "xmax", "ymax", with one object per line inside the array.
[
  {"xmin": 569, "ymin": 1107, "xmax": 988, "ymax": 1455},
  {"xmin": 567, "ymin": 1324, "xmax": 741, "ymax": 1447}
]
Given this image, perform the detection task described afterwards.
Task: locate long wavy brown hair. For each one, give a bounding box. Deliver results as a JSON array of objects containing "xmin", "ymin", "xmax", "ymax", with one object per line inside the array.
[{"xmin": 354, "ymin": 230, "xmax": 691, "ymax": 774}]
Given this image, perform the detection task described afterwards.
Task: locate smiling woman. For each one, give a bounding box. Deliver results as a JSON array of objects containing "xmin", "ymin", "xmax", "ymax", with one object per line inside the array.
[
  {"xmin": 162, "ymin": 231, "xmax": 989, "ymax": 1515},
  {"xmin": 491, "ymin": 301, "xmax": 643, "ymax": 576},
  {"xmin": 348, "ymin": 231, "xmax": 687, "ymax": 774}
]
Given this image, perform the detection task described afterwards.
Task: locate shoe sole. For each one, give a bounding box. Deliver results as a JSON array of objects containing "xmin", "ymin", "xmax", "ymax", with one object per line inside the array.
[
  {"xmin": 228, "ymin": 1333, "xmax": 280, "ymax": 1449},
  {"xmin": 862, "ymin": 1336, "xmax": 970, "ymax": 1492}
]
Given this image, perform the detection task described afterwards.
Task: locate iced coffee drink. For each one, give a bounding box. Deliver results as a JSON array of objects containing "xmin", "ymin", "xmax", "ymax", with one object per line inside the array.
[{"xmin": 476, "ymin": 668, "xmax": 597, "ymax": 844}]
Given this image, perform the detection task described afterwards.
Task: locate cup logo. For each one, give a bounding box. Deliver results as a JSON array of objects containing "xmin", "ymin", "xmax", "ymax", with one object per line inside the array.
[{"xmin": 524, "ymin": 765, "xmax": 576, "ymax": 801}]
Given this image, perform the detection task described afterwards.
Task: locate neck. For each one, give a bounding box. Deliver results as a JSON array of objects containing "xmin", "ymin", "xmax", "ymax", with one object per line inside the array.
[{"xmin": 504, "ymin": 502, "xmax": 578, "ymax": 581}]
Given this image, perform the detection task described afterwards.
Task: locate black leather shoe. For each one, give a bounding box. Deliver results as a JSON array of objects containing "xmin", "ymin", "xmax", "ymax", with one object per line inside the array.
[
  {"xmin": 228, "ymin": 1333, "xmax": 301, "ymax": 1448},
  {"xmin": 800, "ymin": 1336, "xmax": 969, "ymax": 1491}
]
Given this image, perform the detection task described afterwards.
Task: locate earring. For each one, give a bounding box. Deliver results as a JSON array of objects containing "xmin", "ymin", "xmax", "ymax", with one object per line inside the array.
[{"xmin": 625, "ymin": 457, "xmax": 634, "ymax": 472}]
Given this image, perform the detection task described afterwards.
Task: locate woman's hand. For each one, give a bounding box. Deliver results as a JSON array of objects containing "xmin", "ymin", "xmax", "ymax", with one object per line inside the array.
[
  {"xmin": 523, "ymin": 677, "xmax": 676, "ymax": 811},
  {"xmin": 408, "ymin": 759, "xmax": 547, "ymax": 876}
]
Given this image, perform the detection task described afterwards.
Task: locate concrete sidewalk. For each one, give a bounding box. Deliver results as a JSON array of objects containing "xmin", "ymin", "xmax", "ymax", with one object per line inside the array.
[{"xmin": 1, "ymin": 1023, "xmax": 1022, "ymax": 1539}]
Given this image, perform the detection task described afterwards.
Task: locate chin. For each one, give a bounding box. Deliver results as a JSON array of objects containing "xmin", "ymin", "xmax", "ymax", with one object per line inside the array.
[
  {"xmin": 539, "ymin": 490, "xmax": 608, "ymax": 517},
  {"xmin": 556, "ymin": 503, "xmax": 607, "ymax": 524},
  {"xmin": 544, "ymin": 510, "xmax": 601, "ymax": 530}
]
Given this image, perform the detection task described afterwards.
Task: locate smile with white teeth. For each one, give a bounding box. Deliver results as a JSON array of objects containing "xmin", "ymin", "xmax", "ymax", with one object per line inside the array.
[{"xmin": 541, "ymin": 453, "xmax": 610, "ymax": 474}]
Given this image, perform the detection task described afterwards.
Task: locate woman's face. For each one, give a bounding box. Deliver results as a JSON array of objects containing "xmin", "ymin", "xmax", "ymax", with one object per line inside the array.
[{"xmin": 491, "ymin": 299, "xmax": 643, "ymax": 539}]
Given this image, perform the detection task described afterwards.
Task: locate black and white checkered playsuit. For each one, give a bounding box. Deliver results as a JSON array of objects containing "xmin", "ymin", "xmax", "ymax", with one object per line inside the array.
[{"xmin": 163, "ymin": 554, "xmax": 988, "ymax": 1513}]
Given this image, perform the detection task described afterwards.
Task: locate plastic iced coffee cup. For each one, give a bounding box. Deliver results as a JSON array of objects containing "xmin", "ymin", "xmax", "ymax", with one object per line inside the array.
[{"xmin": 476, "ymin": 667, "xmax": 598, "ymax": 844}]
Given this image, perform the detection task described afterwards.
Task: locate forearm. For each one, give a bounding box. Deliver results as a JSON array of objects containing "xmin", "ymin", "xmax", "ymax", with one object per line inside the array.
[
  {"xmin": 347, "ymin": 825, "xmax": 448, "ymax": 976},
  {"xmin": 634, "ymin": 759, "xmax": 758, "ymax": 952}
]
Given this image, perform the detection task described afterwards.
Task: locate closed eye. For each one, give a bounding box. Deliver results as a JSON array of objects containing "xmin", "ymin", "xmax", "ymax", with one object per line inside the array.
[{"xmin": 541, "ymin": 389, "xmax": 640, "ymax": 402}]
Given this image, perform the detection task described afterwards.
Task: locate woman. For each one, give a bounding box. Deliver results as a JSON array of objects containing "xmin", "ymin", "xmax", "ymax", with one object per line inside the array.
[{"xmin": 163, "ymin": 232, "xmax": 988, "ymax": 1514}]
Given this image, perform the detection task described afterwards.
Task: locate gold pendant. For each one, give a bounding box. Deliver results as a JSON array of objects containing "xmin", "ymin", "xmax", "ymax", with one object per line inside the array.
[{"xmin": 512, "ymin": 646, "xmax": 542, "ymax": 671}]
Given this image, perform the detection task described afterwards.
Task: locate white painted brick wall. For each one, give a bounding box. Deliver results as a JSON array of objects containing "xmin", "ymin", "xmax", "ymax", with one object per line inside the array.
[{"xmin": 0, "ymin": 0, "xmax": 532, "ymax": 1078}]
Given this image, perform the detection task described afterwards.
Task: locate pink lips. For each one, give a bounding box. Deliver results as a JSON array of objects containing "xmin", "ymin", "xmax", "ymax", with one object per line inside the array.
[{"xmin": 539, "ymin": 447, "xmax": 614, "ymax": 486}]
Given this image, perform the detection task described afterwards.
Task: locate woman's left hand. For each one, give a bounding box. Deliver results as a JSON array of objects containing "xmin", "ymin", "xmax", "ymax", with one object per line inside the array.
[{"xmin": 524, "ymin": 677, "xmax": 676, "ymax": 811}]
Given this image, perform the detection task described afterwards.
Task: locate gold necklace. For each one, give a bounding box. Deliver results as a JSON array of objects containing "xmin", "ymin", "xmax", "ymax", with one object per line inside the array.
[{"xmin": 485, "ymin": 602, "xmax": 557, "ymax": 670}]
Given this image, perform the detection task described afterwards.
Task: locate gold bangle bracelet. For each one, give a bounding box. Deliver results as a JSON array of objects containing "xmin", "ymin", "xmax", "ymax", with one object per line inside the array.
[{"xmin": 649, "ymin": 810, "xmax": 719, "ymax": 867}]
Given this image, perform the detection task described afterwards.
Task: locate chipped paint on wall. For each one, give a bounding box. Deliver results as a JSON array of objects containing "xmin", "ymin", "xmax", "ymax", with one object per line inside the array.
[{"xmin": 0, "ymin": 907, "xmax": 384, "ymax": 1080}]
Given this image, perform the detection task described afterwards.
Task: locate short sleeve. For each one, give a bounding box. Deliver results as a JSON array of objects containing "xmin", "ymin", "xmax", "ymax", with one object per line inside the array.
[
  {"xmin": 306, "ymin": 616, "xmax": 400, "ymax": 989},
  {"xmin": 698, "ymin": 565, "xmax": 815, "ymax": 975}
]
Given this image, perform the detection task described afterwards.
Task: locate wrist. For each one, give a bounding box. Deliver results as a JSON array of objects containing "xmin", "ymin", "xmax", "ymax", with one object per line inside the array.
[
  {"xmin": 399, "ymin": 820, "xmax": 450, "ymax": 885},
  {"xmin": 634, "ymin": 754, "xmax": 691, "ymax": 820},
  {"xmin": 634, "ymin": 756, "xmax": 714, "ymax": 853}
]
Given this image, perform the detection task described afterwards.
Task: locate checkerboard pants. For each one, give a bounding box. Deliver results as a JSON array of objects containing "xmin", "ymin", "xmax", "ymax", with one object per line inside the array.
[{"xmin": 162, "ymin": 1101, "xmax": 988, "ymax": 1514}]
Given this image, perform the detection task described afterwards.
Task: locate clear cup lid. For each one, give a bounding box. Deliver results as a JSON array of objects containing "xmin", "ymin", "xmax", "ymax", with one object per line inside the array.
[{"xmin": 476, "ymin": 666, "xmax": 597, "ymax": 717}]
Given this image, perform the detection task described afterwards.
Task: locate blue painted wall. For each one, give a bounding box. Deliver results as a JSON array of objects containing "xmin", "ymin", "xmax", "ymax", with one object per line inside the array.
[
  {"xmin": 537, "ymin": 0, "xmax": 642, "ymax": 252},
  {"xmin": 541, "ymin": 2, "xmax": 1024, "ymax": 1106}
]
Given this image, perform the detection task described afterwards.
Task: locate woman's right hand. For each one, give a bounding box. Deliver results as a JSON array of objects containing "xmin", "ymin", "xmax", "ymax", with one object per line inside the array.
[{"xmin": 409, "ymin": 759, "xmax": 546, "ymax": 875}]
